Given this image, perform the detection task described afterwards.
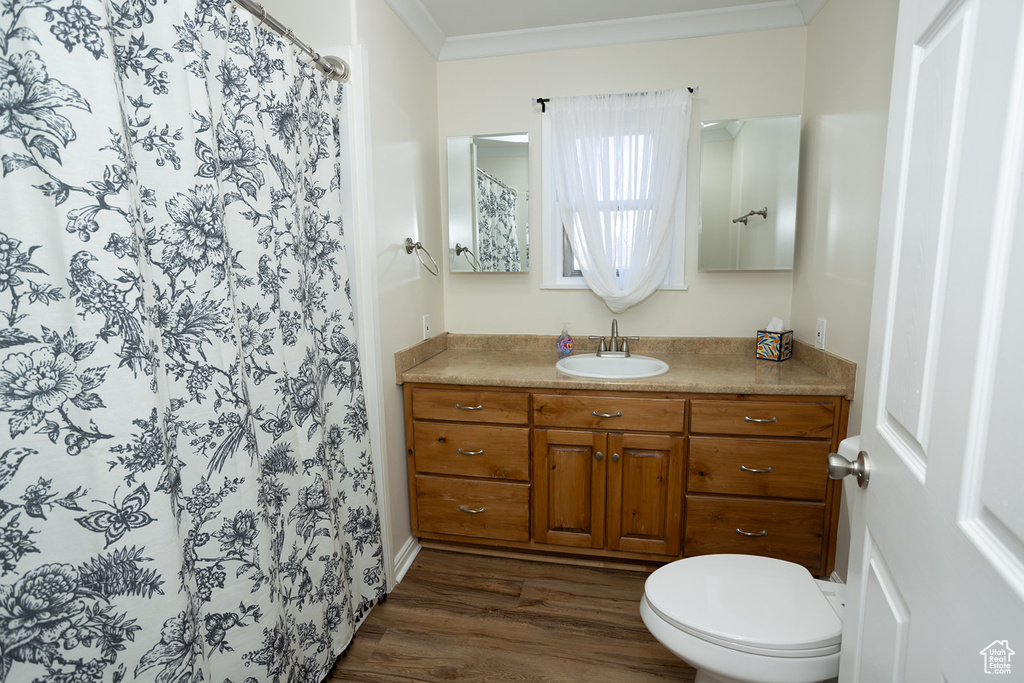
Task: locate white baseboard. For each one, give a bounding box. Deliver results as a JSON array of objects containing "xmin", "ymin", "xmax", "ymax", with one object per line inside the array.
[
  {"xmin": 392, "ymin": 536, "xmax": 421, "ymax": 586},
  {"xmin": 830, "ymin": 571, "xmax": 844, "ymax": 583}
]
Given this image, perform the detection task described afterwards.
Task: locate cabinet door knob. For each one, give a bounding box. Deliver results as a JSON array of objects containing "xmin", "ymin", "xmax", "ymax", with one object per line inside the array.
[
  {"xmin": 744, "ymin": 415, "xmax": 778, "ymax": 424},
  {"xmin": 740, "ymin": 465, "xmax": 774, "ymax": 474},
  {"xmin": 611, "ymin": 452, "xmax": 620, "ymax": 462},
  {"xmin": 457, "ymin": 505, "xmax": 486, "ymax": 514},
  {"xmin": 594, "ymin": 451, "xmax": 604, "ymax": 461},
  {"xmin": 735, "ymin": 528, "xmax": 768, "ymax": 537}
]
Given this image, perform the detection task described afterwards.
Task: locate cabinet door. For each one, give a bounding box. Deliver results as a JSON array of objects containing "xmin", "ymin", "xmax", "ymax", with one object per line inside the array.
[
  {"xmin": 532, "ymin": 429, "xmax": 606, "ymax": 549},
  {"xmin": 606, "ymin": 433, "xmax": 685, "ymax": 556}
]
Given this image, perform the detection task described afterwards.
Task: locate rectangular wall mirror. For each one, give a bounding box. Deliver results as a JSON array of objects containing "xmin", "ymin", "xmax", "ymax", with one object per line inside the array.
[
  {"xmin": 698, "ymin": 115, "xmax": 801, "ymax": 271},
  {"xmin": 448, "ymin": 133, "xmax": 529, "ymax": 273}
]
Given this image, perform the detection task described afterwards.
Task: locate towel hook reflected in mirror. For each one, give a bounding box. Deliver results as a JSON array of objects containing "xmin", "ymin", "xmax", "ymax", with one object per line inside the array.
[
  {"xmin": 732, "ymin": 207, "xmax": 769, "ymax": 225},
  {"xmin": 454, "ymin": 243, "xmax": 479, "ymax": 272},
  {"xmin": 404, "ymin": 238, "xmax": 439, "ymax": 276}
]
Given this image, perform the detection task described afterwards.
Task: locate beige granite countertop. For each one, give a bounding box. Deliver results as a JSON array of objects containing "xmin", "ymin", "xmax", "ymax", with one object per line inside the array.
[{"xmin": 397, "ymin": 333, "xmax": 856, "ymax": 399}]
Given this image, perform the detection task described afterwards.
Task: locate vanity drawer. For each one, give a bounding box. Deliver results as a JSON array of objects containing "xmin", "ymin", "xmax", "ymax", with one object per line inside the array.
[
  {"xmin": 689, "ymin": 400, "xmax": 834, "ymax": 438},
  {"xmin": 688, "ymin": 437, "xmax": 829, "ymax": 501},
  {"xmin": 413, "ymin": 422, "xmax": 529, "ymax": 480},
  {"xmin": 411, "ymin": 388, "xmax": 529, "ymax": 425},
  {"xmin": 533, "ymin": 394, "xmax": 686, "ymax": 433},
  {"xmin": 684, "ymin": 496, "xmax": 825, "ymax": 570},
  {"xmin": 415, "ymin": 475, "xmax": 530, "ymax": 542}
]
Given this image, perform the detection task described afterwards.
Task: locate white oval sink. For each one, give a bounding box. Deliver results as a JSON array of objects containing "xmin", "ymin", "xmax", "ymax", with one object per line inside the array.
[{"xmin": 556, "ymin": 353, "xmax": 669, "ymax": 379}]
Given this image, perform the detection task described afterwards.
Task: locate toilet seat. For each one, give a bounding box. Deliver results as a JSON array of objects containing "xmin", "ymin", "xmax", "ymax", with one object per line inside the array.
[{"xmin": 644, "ymin": 554, "xmax": 842, "ymax": 659}]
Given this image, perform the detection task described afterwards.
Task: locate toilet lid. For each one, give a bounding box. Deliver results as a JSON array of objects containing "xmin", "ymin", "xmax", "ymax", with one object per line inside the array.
[{"xmin": 644, "ymin": 554, "xmax": 842, "ymax": 658}]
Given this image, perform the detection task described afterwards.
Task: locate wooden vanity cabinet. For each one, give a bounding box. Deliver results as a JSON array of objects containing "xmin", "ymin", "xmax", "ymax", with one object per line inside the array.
[
  {"xmin": 406, "ymin": 387, "xmax": 531, "ymax": 543},
  {"xmin": 404, "ymin": 383, "xmax": 846, "ymax": 575},
  {"xmin": 531, "ymin": 393, "xmax": 686, "ymax": 557},
  {"xmin": 684, "ymin": 397, "xmax": 845, "ymax": 576},
  {"xmin": 532, "ymin": 429, "xmax": 685, "ymax": 556}
]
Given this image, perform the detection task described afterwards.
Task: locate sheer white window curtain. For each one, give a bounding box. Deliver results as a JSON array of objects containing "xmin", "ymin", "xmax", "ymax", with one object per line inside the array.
[{"xmin": 548, "ymin": 90, "xmax": 691, "ymax": 312}]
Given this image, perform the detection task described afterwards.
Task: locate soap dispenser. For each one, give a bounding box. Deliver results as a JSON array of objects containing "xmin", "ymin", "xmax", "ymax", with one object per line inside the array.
[{"xmin": 557, "ymin": 323, "xmax": 573, "ymax": 358}]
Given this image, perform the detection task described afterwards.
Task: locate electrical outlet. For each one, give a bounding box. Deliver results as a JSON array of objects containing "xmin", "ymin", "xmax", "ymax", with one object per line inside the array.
[
  {"xmin": 815, "ymin": 318, "xmax": 827, "ymax": 349},
  {"xmin": 422, "ymin": 314, "xmax": 431, "ymax": 340}
]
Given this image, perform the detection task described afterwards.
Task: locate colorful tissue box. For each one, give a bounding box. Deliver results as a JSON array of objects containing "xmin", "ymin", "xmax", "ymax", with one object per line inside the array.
[{"xmin": 756, "ymin": 329, "xmax": 793, "ymax": 361}]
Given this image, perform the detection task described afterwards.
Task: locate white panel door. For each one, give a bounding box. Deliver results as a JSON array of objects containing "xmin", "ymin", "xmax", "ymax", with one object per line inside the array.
[{"xmin": 841, "ymin": 0, "xmax": 1024, "ymax": 679}]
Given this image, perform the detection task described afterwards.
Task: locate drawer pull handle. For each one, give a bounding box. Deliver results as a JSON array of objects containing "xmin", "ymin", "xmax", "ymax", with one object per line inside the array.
[
  {"xmin": 735, "ymin": 528, "xmax": 768, "ymax": 537},
  {"xmin": 457, "ymin": 505, "xmax": 486, "ymax": 514},
  {"xmin": 455, "ymin": 403, "xmax": 483, "ymax": 411},
  {"xmin": 744, "ymin": 416, "xmax": 779, "ymax": 424},
  {"xmin": 740, "ymin": 465, "xmax": 774, "ymax": 474},
  {"xmin": 591, "ymin": 411, "xmax": 623, "ymax": 418},
  {"xmin": 456, "ymin": 448, "xmax": 484, "ymax": 456}
]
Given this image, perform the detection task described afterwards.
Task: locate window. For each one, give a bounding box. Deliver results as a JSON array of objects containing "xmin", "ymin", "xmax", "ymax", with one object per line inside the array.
[{"xmin": 540, "ymin": 93, "xmax": 689, "ymax": 299}]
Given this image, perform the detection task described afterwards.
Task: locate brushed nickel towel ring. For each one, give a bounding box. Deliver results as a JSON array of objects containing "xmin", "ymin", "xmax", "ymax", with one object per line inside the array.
[{"xmin": 405, "ymin": 238, "xmax": 439, "ymax": 276}]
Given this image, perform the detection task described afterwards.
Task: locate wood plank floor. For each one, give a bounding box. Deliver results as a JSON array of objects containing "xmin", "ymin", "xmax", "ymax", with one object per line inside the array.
[{"xmin": 326, "ymin": 548, "xmax": 697, "ymax": 682}]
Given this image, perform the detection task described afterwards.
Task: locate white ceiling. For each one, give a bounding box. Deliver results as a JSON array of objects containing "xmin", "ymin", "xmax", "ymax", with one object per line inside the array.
[{"xmin": 384, "ymin": 0, "xmax": 829, "ymax": 61}]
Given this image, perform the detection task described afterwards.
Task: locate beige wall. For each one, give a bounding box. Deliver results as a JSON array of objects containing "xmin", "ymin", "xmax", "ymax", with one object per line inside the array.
[
  {"xmin": 437, "ymin": 30, "xmax": 807, "ymax": 340},
  {"xmin": 352, "ymin": 0, "xmax": 443, "ymax": 574},
  {"xmin": 795, "ymin": 0, "xmax": 899, "ymax": 579},
  {"xmin": 259, "ymin": 0, "xmax": 443, "ymax": 574},
  {"xmin": 794, "ymin": 0, "xmax": 898, "ymax": 434}
]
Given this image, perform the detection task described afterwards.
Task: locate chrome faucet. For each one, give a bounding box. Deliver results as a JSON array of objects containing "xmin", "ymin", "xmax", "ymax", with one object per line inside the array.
[{"xmin": 609, "ymin": 319, "xmax": 619, "ymax": 352}]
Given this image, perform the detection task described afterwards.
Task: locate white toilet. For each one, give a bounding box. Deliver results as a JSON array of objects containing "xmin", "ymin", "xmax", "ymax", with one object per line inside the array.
[{"xmin": 640, "ymin": 554, "xmax": 844, "ymax": 683}]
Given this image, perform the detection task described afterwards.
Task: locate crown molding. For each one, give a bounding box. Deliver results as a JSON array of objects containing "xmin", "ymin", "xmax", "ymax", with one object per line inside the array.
[
  {"xmin": 439, "ymin": 2, "xmax": 807, "ymax": 61},
  {"xmin": 385, "ymin": 0, "xmax": 826, "ymax": 63},
  {"xmin": 383, "ymin": 0, "xmax": 445, "ymax": 59},
  {"xmin": 795, "ymin": 0, "xmax": 829, "ymax": 23}
]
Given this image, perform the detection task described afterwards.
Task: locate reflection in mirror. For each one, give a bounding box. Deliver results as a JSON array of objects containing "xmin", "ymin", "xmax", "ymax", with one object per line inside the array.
[
  {"xmin": 698, "ymin": 115, "xmax": 800, "ymax": 271},
  {"xmin": 448, "ymin": 133, "xmax": 529, "ymax": 273}
]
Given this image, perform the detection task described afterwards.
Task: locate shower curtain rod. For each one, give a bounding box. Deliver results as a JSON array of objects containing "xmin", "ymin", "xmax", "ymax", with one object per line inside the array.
[
  {"xmin": 230, "ymin": 0, "xmax": 350, "ymax": 82},
  {"xmin": 534, "ymin": 87, "xmax": 697, "ymax": 112},
  {"xmin": 476, "ymin": 167, "xmax": 516, "ymax": 197}
]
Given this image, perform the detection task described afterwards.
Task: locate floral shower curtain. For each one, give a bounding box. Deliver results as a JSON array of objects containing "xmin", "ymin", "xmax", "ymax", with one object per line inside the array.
[
  {"xmin": 475, "ymin": 169, "xmax": 521, "ymax": 272},
  {"xmin": 0, "ymin": 0, "xmax": 385, "ymax": 680}
]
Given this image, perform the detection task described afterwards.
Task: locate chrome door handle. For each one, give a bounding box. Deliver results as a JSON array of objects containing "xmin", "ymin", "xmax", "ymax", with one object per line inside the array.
[
  {"xmin": 591, "ymin": 411, "xmax": 623, "ymax": 418},
  {"xmin": 736, "ymin": 528, "xmax": 768, "ymax": 537},
  {"xmin": 740, "ymin": 465, "xmax": 774, "ymax": 474},
  {"xmin": 457, "ymin": 505, "xmax": 486, "ymax": 514},
  {"xmin": 456, "ymin": 448, "xmax": 484, "ymax": 455},
  {"xmin": 744, "ymin": 416, "xmax": 778, "ymax": 424},
  {"xmin": 827, "ymin": 450, "xmax": 871, "ymax": 488},
  {"xmin": 455, "ymin": 403, "xmax": 483, "ymax": 410}
]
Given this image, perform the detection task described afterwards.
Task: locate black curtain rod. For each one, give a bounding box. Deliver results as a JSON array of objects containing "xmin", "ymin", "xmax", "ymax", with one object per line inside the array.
[{"xmin": 534, "ymin": 87, "xmax": 696, "ymax": 113}]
